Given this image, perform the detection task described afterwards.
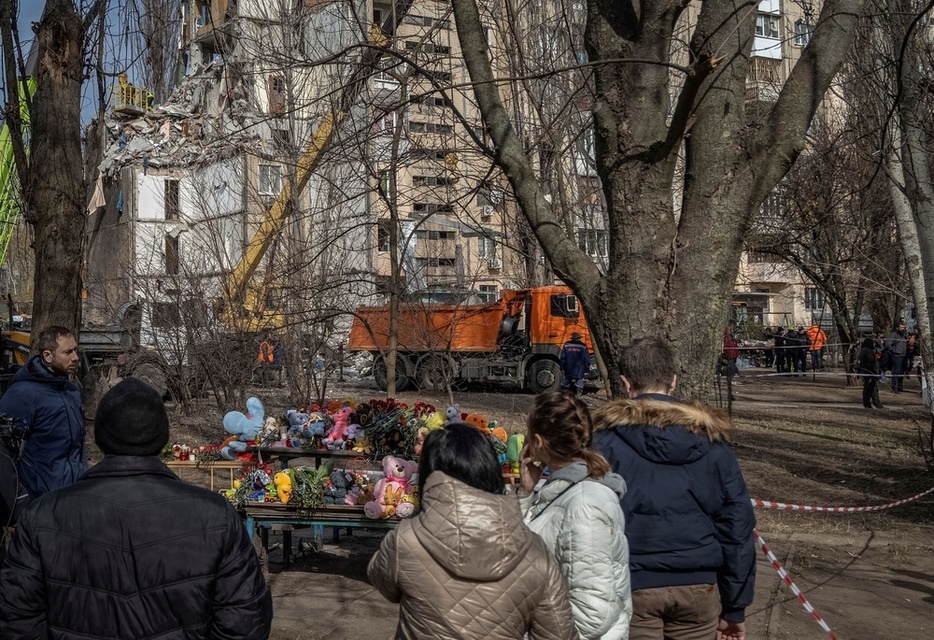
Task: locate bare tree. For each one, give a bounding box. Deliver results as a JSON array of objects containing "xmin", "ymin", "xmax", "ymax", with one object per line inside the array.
[
  {"xmin": 1, "ymin": 0, "xmax": 106, "ymax": 340},
  {"xmin": 449, "ymin": 0, "xmax": 866, "ymax": 398}
]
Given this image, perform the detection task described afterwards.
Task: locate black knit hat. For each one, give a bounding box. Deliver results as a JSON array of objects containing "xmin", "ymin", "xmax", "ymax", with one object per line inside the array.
[{"xmin": 94, "ymin": 378, "xmax": 170, "ymax": 456}]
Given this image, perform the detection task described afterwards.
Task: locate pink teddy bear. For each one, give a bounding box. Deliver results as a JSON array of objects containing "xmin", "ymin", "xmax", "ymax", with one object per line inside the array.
[
  {"xmin": 364, "ymin": 456, "xmax": 419, "ymax": 519},
  {"xmin": 323, "ymin": 406, "xmax": 356, "ymax": 450}
]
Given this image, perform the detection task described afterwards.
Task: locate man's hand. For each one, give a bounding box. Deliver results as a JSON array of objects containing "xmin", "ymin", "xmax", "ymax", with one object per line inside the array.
[{"xmin": 717, "ymin": 619, "xmax": 745, "ymax": 640}]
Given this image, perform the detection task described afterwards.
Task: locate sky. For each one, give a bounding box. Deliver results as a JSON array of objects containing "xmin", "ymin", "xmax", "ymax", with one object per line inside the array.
[{"xmin": 4, "ymin": 1, "xmax": 145, "ymax": 124}]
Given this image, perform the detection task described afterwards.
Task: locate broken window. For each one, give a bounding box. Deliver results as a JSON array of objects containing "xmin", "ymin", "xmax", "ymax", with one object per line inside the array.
[
  {"xmin": 478, "ymin": 235, "xmax": 496, "ymax": 260},
  {"xmin": 164, "ymin": 179, "xmax": 180, "ymax": 221},
  {"xmin": 578, "ymin": 228, "xmax": 608, "ymax": 258},
  {"xmin": 268, "ymin": 75, "xmax": 286, "ymax": 116},
  {"xmin": 152, "ymin": 301, "xmax": 181, "ymax": 329},
  {"xmin": 377, "ymin": 220, "xmax": 393, "ymax": 251},
  {"xmin": 165, "ymin": 234, "xmax": 179, "ymax": 275},
  {"xmin": 259, "ymin": 164, "xmax": 282, "ymax": 195}
]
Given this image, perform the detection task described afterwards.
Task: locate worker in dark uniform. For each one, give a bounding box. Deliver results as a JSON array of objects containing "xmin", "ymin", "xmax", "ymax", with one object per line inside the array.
[{"xmin": 559, "ymin": 332, "xmax": 588, "ymax": 396}]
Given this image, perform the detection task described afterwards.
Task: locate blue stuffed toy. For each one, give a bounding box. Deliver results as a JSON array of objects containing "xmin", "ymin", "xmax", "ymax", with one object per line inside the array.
[
  {"xmin": 221, "ymin": 397, "xmax": 265, "ymax": 460},
  {"xmin": 284, "ymin": 409, "xmax": 326, "ymax": 447}
]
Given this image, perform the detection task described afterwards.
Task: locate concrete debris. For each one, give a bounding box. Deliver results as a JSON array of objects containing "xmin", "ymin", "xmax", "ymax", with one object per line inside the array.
[{"xmin": 97, "ymin": 63, "xmax": 279, "ymax": 179}]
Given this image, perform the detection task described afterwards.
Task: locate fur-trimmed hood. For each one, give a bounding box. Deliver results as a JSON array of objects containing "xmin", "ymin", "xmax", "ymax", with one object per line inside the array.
[{"xmin": 593, "ymin": 395, "xmax": 731, "ymax": 466}]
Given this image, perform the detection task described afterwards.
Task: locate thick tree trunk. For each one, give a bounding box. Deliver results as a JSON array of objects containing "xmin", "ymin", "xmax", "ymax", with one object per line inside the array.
[
  {"xmin": 26, "ymin": 0, "xmax": 87, "ymax": 338},
  {"xmin": 452, "ymin": 0, "xmax": 863, "ymax": 399}
]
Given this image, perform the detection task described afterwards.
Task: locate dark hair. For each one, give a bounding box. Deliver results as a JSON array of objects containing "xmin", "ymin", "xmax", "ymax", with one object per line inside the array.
[
  {"xmin": 528, "ymin": 391, "xmax": 610, "ymax": 477},
  {"xmin": 35, "ymin": 326, "xmax": 76, "ymax": 355},
  {"xmin": 419, "ymin": 423, "xmax": 505, "ymax": 498},
  {"xmin": 617, "ymin": 337, "xmax": 677, "ymax": 393}
]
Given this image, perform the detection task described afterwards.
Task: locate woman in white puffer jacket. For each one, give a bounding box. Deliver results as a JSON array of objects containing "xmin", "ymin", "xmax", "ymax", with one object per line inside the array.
[{"xmin": 518, "ymin": 391, "xmax": 633, "ymax": 640}]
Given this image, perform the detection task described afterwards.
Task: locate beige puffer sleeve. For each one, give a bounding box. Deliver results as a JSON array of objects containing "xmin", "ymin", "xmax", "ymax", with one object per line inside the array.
[
  {"xmin": 367, "ymin": 527, "xmax": 401, "ymax": 603},
  {"xmin": 528, "ymin": 539, "xmax": 582, "ymax": 640}
]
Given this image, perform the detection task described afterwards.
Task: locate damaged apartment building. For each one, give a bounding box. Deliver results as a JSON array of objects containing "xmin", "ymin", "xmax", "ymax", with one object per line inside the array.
[{"xmin": 85, "ymin": 0, "xmax": 540, "ymax": 355}]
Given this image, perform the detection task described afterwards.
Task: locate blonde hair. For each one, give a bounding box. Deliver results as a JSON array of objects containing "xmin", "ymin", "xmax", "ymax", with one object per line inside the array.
[{"xmin": 528, "ymin": 390, "xmax": 611, "ymax": 477}]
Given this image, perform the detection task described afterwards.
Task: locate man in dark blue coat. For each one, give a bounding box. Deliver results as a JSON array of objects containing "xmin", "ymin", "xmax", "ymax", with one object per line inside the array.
[
  {"xmin": 593, "ymin": 337, "xmax": 756, "ymax": 640},
  {"xmin": 0, "ymin": 377, "xmax": 273, "ymax": 639},
  {"xmin": 559, "ymin": 332, "xmax": 588, "ymax": 396},
  {"xmin": 0, "ymin": 326, "xmax": 84, "ymax": 506}
]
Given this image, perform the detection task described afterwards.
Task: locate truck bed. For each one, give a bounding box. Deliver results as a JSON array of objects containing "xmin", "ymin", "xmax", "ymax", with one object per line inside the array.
[{"xmin": 348, "ymin": 301, "xmax": 507, "ymax": 353}]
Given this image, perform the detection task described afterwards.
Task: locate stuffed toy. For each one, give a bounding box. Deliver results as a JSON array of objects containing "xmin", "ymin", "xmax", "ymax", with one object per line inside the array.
[
  {"xmin": 274, "ymin": 471, "xmax": 293, "ymax": 504},
  {"xmin": 221, "ymin": 397, "xmax": 265, "ymax": 460},
  {"xmin": 323, "ymin": 406, "xmax": 355, "ymax": 450},
  {"xmin": 323, "ymin": 470, "xmax": 352, "ymax": 504},
  {"xmin": 444, "ymin": 404, "xmax": 461, "ymax": 425},
  {"xmin": 396, "ymin": 485, "xmax": 419, "ymax": 518},
  {"xmin": 364, "ymin": 456, "xmax": 419, "ymax": 519},
  {"xmin": 464, "ymin": 413, "xmax": 490, "ymax": 435}
]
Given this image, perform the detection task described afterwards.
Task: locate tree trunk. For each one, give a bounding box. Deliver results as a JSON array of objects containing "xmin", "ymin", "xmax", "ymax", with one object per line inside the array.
[
  {"xmin": 26, "ymin": 0, "xmax": 87, "ymax": 338},
  {"xmin": 451, "ymin": 0, "xmax": 864, "ymax": 399}
]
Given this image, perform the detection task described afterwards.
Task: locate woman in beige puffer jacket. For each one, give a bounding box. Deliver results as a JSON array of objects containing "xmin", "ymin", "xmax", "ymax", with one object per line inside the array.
[{"xmin": 368, "ymin": 423, "xmax": 580, "ymax": 640}]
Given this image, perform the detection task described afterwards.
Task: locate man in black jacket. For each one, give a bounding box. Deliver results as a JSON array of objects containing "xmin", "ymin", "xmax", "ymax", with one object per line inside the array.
[
  {"xmin": 593, "ymin": 337, "xmax": 756, "ymax": 640},
  {"xmin": 0, "ymin": 378, "xmax": 273, "ymax": 639}
]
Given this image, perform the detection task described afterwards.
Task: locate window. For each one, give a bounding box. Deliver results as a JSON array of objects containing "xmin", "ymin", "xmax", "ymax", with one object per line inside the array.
[
  {"xmin": 415, "ymin": 229, "xmax": 455, "ymax": 240},
  {"xmin": 804, "ymin": 287, "xmax": 824, "ymax": 311},
  {"xmin": 478, "ymin": 235, "xmax": 496, "ymax": 260},
  {"xmin": 267, "ymin": 75, "xmax": 286, "ymax": 116},
  {"xmin": 416, "ymin": 257, "xmax": 457, "ymax": 268},
  {"xmin": 152, "ymin": 301, "xmax": 181, "ymax": 329},
  {"xmin": 794, "ymin": 20, "xmax": 813, "ymax": 46},
  {"xmin": 755, "ymin": 14, "xmax": 780, "ymax": 38},
  {"xmin": 550, "ymin": 294, "xmax": 580, "ymax": 319},
  {"xmin": 165, "ymin": 234, "xmax": 179, "ymax": 275},
  {"xmin": 377, "ymin": 220, "xmax": 393, "ymax": 251},
  {"xmin": 259, "ymin": 164, "xmax": 281, "ymax": 195},
  {"xmin": 164, "ymin": 179, "xmax": 180, "ymax": 220},
  {"xmin": 374, "ymin": 111, "xmax": 398, "ymax": 135},
  {"xmin": 413, "ymin": 202, "xmax": 453, "ymax": 214},
  {"xmin": 404, "ymin": 41, "xmax": 451, "ymax": 55},
  {"xmin": 378, "ymin": 170, "xmax": 395, "ymax": 198},
  {"xmin": 413, "ymin": 175, "xmax": 454, "ymax": 187},
  {"xmin": 477, "ymin": 284, "xmax": 498, "ymax": 303},
  {"xmin": 409, "ymin": 121, "xmax": 453, "ymax": 134},
  {"xmin": 577, "ymin": 228, "xmax": 608, "ymax": 258}
]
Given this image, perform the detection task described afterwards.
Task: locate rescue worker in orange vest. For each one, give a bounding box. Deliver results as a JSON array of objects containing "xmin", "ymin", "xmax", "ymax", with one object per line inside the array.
[
  {"xmin": 806, "ymin": 324, "xmax": 827, "ymax": 371},
  {"xmin": 257, "ymin": 335, "xmax": 274, "ymax": 385}
]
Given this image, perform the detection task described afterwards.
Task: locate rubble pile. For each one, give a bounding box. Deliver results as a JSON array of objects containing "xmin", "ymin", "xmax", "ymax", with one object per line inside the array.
[{"xmin": 97, "ymin": 63, "xmax": 278, "ymax": 179}]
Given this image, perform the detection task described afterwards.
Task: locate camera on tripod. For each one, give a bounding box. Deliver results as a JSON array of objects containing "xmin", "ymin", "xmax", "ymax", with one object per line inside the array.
[{"xmin": 0, "ymin": 412, "xmax": 29, "ymax": 461}]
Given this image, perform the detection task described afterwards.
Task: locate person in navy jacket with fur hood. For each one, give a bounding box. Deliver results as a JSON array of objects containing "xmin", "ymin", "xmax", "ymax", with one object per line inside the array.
[{"xmin": 592, "ymin": 337, "xmax": 756, "ymax": 640}]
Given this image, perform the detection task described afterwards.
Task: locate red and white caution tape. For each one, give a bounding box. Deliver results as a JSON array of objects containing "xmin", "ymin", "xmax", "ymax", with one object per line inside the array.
[
  {"xmin": 756, "ymin": 528, "xmax": 838, "ymax": 639},
  {"xmin": 751, "ymin": 485, "xmax": 934, "ymax": 513}
]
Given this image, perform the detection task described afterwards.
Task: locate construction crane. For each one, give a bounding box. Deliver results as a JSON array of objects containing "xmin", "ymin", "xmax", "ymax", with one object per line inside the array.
[{"xmin": 216, "ymin": 9, "xmax": 413, "ymax": 334}]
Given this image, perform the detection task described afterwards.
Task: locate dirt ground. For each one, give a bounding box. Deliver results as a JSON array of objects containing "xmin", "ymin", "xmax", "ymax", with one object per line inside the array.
[{"xmin": 158, "ymin": 369, "xmax": 934, "ymax": 640}]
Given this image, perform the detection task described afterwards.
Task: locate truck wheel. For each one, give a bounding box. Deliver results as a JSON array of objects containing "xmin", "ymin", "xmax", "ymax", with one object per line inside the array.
[
  {"xmin": 129, "ymin": 363, "xmax": 169, "ymax": 399},
  {"xmin": 417, "ymin": 356, "xmax": 454, "ymax": 391},
  {"xmin": 527, "ymin": 359, "xmax": 561, "ymax": 394},
  {"xmin": 373, "ymin": 357, "xmax": 411, "ymax": 392}
]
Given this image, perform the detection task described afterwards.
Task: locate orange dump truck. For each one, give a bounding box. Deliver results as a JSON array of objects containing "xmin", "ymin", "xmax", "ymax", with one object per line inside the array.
[{"xmin": 347, "ymin": 286, "xmax": 596, "ymax": 393}]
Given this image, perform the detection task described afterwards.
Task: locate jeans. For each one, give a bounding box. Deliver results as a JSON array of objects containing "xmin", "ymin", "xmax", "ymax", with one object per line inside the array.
[
  {"xmin": 810, "ymin": 350, "xmax": 823, "ymax": 370},
  {"xmin": 890, "ymin": 355, "xmax": 906, "ymax": 392}
]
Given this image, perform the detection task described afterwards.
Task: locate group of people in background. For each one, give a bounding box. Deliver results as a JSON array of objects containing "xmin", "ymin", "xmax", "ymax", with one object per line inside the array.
[
  {"xmin": 856, "ymin": 322, "xmax": 922, "ymax": 409},
  {"xmin": 370, "ymin": 337, "xmax": 756, "ymax": 640},
  {"xmin": 762, "ymin": 324, "xmax": 827, "ymax": 375}
]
